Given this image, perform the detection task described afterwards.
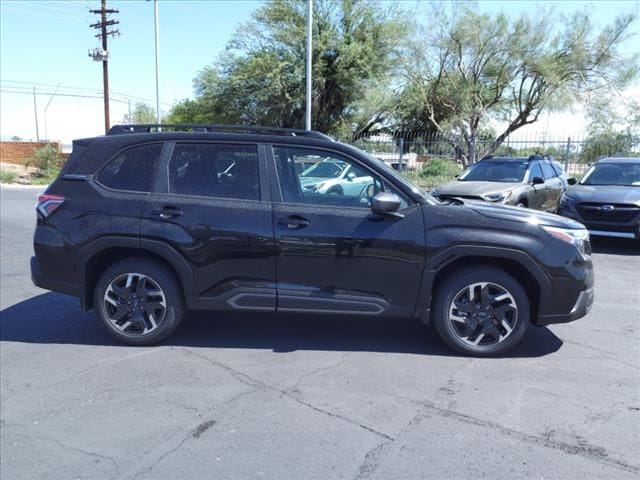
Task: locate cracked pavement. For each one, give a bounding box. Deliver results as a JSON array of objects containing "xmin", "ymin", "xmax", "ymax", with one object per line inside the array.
[{"xmin": 1, "ymin": 186, "xmax": 639, "ymax": 479}]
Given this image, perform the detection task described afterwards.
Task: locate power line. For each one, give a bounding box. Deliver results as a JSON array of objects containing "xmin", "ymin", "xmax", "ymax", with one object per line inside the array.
[
  {"xmin": 1, "ymin": 5, "xmax": 89, "ymax": 24},
  {"xmin": 0, "ymin": 88, "xmax": 132, "ymax": 104},
  {"xmin": 1, "ymin": 80, "xmax": 174, "ymax": 106}
]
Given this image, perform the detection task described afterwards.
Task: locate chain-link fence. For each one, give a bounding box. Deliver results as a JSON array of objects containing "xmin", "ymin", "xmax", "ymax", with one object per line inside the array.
[{"xmin": 338, "ymin": 130, "xmax": 640, "ymax": 188}]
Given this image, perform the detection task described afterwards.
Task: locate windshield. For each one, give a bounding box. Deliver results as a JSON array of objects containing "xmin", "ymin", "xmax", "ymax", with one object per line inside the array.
[
  {"xmin": 580, "ymin": 162, "xmax": 640, "ymax": 186},
  {"xmin": 300, "ymin": 160, "xmax": 346, "ymax": 178},
  {"xmin": 459, "ymin": 161, "xmax": 528, "ymax": 182}
]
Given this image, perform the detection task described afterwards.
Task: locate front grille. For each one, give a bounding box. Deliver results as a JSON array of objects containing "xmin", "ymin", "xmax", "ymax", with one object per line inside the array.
[{"xmin": 576, "ymin": 203, "xmax": 640, "ymax": 224}]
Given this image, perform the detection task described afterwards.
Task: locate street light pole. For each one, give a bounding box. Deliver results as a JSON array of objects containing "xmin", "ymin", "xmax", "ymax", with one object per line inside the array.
[
  {"xmin": 154, "ymin": 0, "xmax": 161, "ymax": 124},
  {"xmin": 305, "ymin": 0, "xmax": 312, "ymax": 131}
]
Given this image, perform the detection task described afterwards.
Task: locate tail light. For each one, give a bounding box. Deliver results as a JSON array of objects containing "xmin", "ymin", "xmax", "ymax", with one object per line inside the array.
[{"xmin": 36, "ymin": 193, "xmax": 65, "ymax": 218}]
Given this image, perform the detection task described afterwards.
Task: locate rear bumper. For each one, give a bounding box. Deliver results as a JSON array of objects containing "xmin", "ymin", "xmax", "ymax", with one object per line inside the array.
[{"xmin": 31, "ymin": 256, "xmax": 82, "ymax": 298}]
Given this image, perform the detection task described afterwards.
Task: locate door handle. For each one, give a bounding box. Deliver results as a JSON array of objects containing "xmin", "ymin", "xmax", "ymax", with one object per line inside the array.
[
  {"xmin": 278, "ymin": 215, "xmax": 310, "ymax": 229},
  {"xmin": 152, "ymin": 205, "xmax": 182, "ymax": 219}
]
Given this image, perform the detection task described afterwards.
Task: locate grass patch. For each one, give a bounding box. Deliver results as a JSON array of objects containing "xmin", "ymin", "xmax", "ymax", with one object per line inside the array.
[
  {"xmin": 403, "ymin": 158, "xmax": 462, "ymax": 189},
  {"xmin": 30, "ymin": 169, "xmax": 60, "ymax": 185},
  {"xmin": 0, "ymin": 170, "xmax": 17, "ymax": 183}
]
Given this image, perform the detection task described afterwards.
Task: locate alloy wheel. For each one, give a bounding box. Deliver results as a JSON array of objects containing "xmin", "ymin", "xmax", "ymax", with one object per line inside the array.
[
  {"xmin": 447, "ymin": 282, "xmax": 518, "ymax": 347},
  {"xmin": 103, "ymin": 273, "xmax": 167, "ymax": 336}
]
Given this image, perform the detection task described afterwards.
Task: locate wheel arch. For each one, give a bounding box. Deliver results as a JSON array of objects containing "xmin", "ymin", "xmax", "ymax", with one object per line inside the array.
[
  {"xmin": 416, "ymin": 245, "xmax": 552, "ymax": 326},
  {"xmin": 78, "ymin": 237, "xmax": 193, "ymax": 310}
]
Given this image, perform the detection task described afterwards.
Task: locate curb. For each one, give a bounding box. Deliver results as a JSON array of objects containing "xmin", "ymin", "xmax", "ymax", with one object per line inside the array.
[{"xmin": 0, "ymin": 183, "xmax": 49, "ymax": 190}]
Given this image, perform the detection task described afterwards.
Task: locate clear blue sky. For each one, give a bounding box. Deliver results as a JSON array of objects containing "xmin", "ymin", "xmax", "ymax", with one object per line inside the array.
[{"xmin": 1, "ymin": 0, "xmax": 638, "ymax": 143}]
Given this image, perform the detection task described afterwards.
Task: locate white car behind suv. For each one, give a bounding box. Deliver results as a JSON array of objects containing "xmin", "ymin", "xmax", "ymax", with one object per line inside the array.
[{"xmin": 299, "ymin": 159, "xmax": 373, "ymax": 196}]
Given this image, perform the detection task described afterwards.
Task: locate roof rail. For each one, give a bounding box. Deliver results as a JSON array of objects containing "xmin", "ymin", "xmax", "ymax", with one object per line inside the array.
[{"xmin": 108, "ymin": 124, "xmax": 333, "ymax": 141}]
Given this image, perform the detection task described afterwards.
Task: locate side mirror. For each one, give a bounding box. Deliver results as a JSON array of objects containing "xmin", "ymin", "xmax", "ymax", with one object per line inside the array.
[
  {"xmin": 531, "ymin": 176, "xmax": 544, "ymax": 185},
  {"xmin": 371, "ymin": 192, "xmax": 401, "ymax": 215},
  {"xmin": 346, "ymin": 172, "xmax": 356, "ymax": 181},
  {"xmin": 567, "ymin": 177, "xmax": 577, "ymax": 185}
]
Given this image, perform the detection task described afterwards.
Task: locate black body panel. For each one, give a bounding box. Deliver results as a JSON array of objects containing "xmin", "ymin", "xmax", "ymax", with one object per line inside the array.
[
  {"xmin": 272, "ymin": 203, "xmax": 426, "ymax": 317},
  {"xmin": 32, "ymin": 128, "xmax": 595, "ymax": 335}
]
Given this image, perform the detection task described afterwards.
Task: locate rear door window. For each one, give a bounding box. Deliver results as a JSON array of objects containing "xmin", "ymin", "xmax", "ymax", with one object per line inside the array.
[
  {"xmin": 551, "ymin": 162, "xmax": 564, "ymax": 176},
  {"xmin": 540, "ymin": 162, "xmax": 557, "ymax": 179},
  {"xmin": 168, "ymin": 143, "xmax": 260, "ymax": 200},
  {"xmin": 97, "ymin": 143, "xmax": 163, "ymax": 192}
]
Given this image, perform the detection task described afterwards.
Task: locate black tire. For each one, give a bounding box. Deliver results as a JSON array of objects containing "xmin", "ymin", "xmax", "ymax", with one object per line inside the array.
[
  {"xmin": 515, "ymin": 200, "xmax": 527, "ymax": 208},
  {"xmin": 432, "ymin": 266, "xmax": 529, "ymax": 356},
  {"xmin": 93, "ymin": 258, "xmax": 185, "ymax": 346}
]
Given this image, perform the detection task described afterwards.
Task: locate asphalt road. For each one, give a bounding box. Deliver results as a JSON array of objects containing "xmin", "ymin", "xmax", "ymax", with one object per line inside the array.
[{"xmin": 1, "ymin": 185, "xmax": 639, "ymax": 480}]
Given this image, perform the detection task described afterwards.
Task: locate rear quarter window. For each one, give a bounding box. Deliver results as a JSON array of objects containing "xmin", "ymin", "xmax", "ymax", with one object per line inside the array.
[{"xmin": 96, "ymin": 143, "xmax": 163, "ymax": 192}]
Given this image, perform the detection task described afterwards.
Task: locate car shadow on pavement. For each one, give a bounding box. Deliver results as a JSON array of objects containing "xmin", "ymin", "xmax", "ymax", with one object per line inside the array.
[
  {"xmin": 590, "ymin": 237, "xmax": 639, "ymax": 255},
  {"xmin": 1, "ymin": 292, "xmax": 562, "ymax": 358}
]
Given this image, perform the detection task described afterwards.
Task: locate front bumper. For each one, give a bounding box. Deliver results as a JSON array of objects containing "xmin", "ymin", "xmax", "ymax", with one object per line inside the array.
[
  {"xmin": 538, "ymin": 286, "xmax": 594, "ymax": 325},
  {"xmin": 557, "ymin": 205, "xmax": 640, "ymax": 240}
]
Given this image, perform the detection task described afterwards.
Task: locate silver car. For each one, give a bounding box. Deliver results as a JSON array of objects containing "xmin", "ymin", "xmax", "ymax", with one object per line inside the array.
[{"xmin": 432, "ymin": 155, "xmax": 565, "ymax": 211}]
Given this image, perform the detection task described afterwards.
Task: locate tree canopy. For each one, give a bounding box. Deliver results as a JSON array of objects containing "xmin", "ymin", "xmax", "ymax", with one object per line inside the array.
[
  {"xmin": 397, "ymin": 5, "xmax": 638, "ymax": 165},
  {"xmin": 166, "ymin": 0, "xmax": 403, "ymax": 136},
  {"xmin": 167, "ymin": 1, "xmax": 638, "ymax": 163},
  {"xmin": 122, "ymin": 102, "xmax": 156, "ymax": 124}
]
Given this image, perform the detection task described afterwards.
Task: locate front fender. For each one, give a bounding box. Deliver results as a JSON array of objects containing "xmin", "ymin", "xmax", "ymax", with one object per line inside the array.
[{"xmin": 413, "ymin": 244, "xmax": 552, "ymax": 325}]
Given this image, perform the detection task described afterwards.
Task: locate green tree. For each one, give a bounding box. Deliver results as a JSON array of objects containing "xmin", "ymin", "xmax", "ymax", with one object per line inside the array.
[
  {"xmin": 581, "ymin": 129, "xmax": 639, "ymax": 163},
  {"xmin": 123, "ymin": 102, "xmax": 157, "ymax": 124},
  {"xmin": 27, "ymin": 144, "xmax": 62, "ymax": 173},
  {"xmin": 166, "ymin": 0, "xmax": 403, "ymax": 135},
  {"xmin": 399, "ymin": 6, "xmax": 638, "ymax": 166}
]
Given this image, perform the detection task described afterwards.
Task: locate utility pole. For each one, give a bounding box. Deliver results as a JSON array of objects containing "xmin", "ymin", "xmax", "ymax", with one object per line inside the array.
[
  {"xmin": 89, "ymin": 0, "xmax": 119, "ymax": 134},
  {"xmin": 305, "ymin": 0, "xmax": 313, "ymax": 131},
  {"xmin": 32, "ymin": 86, "xmax": 40, "ymax": 141}
]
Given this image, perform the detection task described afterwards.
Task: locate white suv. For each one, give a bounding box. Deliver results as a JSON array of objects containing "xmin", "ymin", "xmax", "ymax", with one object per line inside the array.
[{"xmin": 299, "ymin": 159, "xmax": 373, "ymax": 196}]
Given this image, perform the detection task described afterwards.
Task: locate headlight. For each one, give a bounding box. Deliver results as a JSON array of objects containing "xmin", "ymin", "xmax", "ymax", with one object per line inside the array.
[
  {"xmin": 483, "ymin": 190, "xmax": 512, "ymax": 202},
  {"xmin": 541, "ymin": 225, "xmax": 591, "ymax": 256},
  {"xmin": 303, "ymin": 182, "xmax": 326, "ymax": 192},
  {"xmin": 559, "ymin": 194, "xmax": 577, "ymax": 206}
]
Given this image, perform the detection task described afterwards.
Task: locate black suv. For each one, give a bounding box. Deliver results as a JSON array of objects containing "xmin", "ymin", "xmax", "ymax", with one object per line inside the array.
[
  {"xmin": 557, "ymin": 157, "xmax": 640, "ymax": 239},
  {"xmin": 31, "ymin": 124, "xmax": 594, "ymax": 356}
]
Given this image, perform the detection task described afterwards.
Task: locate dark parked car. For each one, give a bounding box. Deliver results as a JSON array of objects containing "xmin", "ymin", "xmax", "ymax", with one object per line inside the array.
[
  {"xmin": 31, "ymin": 124, "xmax": 594, "ymax": 356},
  {"xmin": 432, "ymin": 155, "xmax": 565, "ymax": 211},
  {"xmin": 557, "ymin": 157, "xmax": 640, "ymax": 239}
]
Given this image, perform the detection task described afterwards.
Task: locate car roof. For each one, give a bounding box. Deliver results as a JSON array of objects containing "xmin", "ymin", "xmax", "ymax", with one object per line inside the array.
[
  {"xmin": 73, "ymin": 124, "xmax": 338, "ymax": 150},
  {"xmin": 480, "ymin": 155, "xmax": 549, "ymax": 163},
  {"xmin": 597, "ymin": 156, "xmax": 640, "ymax": 163}
]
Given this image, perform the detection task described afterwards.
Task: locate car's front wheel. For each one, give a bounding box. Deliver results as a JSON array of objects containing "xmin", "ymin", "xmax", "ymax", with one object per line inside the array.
[
  {"xmin": 432, "ymin": 267, "xmax": 529, "ymax": 356},
  {"xmin": 94, "ymin": 258, "xmax": 185, "ymax": 345}
]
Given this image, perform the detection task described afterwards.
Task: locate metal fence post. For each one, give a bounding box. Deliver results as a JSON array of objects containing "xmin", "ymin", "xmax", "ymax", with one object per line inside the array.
[
  {"xmin": 399, "ymin": 137, "xmax": 404, "ymax": 171},
  {"xmin": 471, "ymin": 135, "xmax": 476, "ymax": 164},
  {"xmin": 564, "ymin": 137, "xmax": 571, "ymax": 171}
]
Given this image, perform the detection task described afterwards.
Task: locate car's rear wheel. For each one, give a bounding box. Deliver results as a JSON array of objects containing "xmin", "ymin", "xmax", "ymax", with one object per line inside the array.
[
  {"xmin": 94, "ymin": 258, "xmax": 184, "ymax": 345},
  {"xmin": 432, "ymin": 267, "xmax": 529, "ymax": 356}
]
